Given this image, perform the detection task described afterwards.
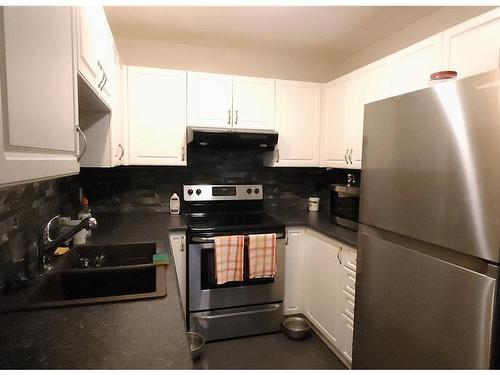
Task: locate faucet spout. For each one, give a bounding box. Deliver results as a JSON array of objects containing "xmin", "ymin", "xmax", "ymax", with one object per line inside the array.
[{"xmin": 34, "ymin": 215, "xmax": 98, "ymax": 278}]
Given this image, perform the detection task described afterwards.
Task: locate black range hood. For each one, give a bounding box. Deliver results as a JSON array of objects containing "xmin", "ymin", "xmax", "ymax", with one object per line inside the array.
[{"xmin": 187, "ymin": 127, "xmax": 278, "ymax": 151}]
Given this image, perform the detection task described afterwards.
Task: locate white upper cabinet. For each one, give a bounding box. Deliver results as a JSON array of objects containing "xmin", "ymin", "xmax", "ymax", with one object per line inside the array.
[
  {"xmin": 77, "ymin": 6, "xmax": 114, "ymax": 107},
  {"xmin": 320, "ymin": 75, "xmax": 354, "ymax": 168},
  {"xmin": 349, "ymin": 60, "xmax": 391, "ymax": 168},
  {"xmin": 389, "ymin": 33, "xmax": 443, "ymax": 96},
  {"xmin": 232, "ymin": 76, "xmax": 275, "ymax": 130},
  {"xmin": 187, "ymin": 72, "xmax": 275, "ymax": 130},
  {"xmin": 264, "ymin": 80, "xmax": 321, "ymax": 167},
  {"xmin": 0, "ymin": 6, "xmax": 79, "ymax": 186},
  {"xmin": 187, "ymin": 72, "xmax": 233, "ymax": 128},
  {"xmin": 443, "ymin": 7, "xmax": 500, "ymax": 79},
  {"xmin": 127, "ymin": 66, "xmax": 187, "ymax": 166}
]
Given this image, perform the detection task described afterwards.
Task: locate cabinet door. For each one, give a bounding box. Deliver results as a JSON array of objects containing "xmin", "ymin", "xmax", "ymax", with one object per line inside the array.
[
  {"xmin": 283, "ymin": 227, "xmax": 306, "ymax": 315},
  {"xmin": 170, "ymin": 232, "xmax": 186, "ymax": 314},
  {"xmin": 98, "ymin": 10, "xmax": 114, "ymax": 107},
  {"xmin": 443, "ymin": 8, "xmax": 500, "ymax": 79},
  {"xmin": 232, "ymin": 76, "xmax": 275, "ymax": 130},
  {"xmin": 389, "ymin": 33, "xmax": 443, "ymax": 97},
  {"xmin": 128, "ymin": 67, "xmax": 187, "ymax": 166},
  {"xmin": 187, "ymin": 72, "xmax": 233, "ymax": 128},
  {"xmin": 350, "ymin": 61, "xmax": 391, "ymax": 169},
  {"xmin": 111, "ymin": 53, "xmax": 125, "ymax": 166},
  {"xmin": 0, "ymin": 7, "xmax": 78, "ymax": 186},
  {"xmin": 320, "ymin": 75, "xmax": 353, "ymax": 168},
  {"xmin": 267, "ymin": 80, "xmax": 321, "ymax": 167},
  {"xmin": 77, "ymin": 6, "xmax": 103, "ymax": 92},
  {"xmin": 304, "ymin": 230, "xmax": 341, "ymax": 345}
]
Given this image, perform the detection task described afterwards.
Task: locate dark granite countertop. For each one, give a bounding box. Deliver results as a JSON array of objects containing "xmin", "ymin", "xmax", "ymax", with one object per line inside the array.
[
  {"xmin": 264, "ymin": 207, "xmax": 358, "ymax": 248},
  {"xmin": 0, "ymin": 212, "xmax": 192, "ymax": 369}
]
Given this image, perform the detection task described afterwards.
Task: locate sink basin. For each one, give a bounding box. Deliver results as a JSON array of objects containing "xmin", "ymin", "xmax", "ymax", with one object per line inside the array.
[{"xmin": 2, "ymin": 242, "xmax": 167, "ymax": 312}]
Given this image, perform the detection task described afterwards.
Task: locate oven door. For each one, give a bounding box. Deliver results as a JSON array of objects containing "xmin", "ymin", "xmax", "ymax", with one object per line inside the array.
[{"xmin": 188, "ymin": 233, "xmax": 285, "ymax": 312}]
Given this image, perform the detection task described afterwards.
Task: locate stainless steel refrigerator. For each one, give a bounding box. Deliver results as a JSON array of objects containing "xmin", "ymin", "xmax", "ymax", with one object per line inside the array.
[{"xmin": 353, "ymin": 68, "xmax": 500, "ymax": 369}]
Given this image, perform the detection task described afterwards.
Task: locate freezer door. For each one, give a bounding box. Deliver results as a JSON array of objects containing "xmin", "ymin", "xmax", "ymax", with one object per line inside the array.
[
  {"xmin": 360, "ymin": 69, "xmax": 500, "ymax": 262},
  {"xmin": 353, "ymin": 230, "xmax": 497, "ymax": 369}
]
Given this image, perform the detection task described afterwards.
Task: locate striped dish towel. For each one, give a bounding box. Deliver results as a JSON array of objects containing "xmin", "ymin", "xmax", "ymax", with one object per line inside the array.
[
  {"xmin": 214, "ymin": 235, "xmax": 245, "ymax": 285},
  {"xmin": 248, "ymin": 233, "xmax": 277, "ymax": 279}
]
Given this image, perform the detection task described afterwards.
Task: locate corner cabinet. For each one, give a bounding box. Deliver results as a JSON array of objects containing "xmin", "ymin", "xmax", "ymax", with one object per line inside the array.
[
  {"xmin": 0, "ymin": 6, "xmax": 79, "ymax": 186},
  {"xmin": 187, "ymin": 72, "xmax": 275, "ymax": 130},
  {"xmin": 442, "ymin": 7, "xmax": 500, "ymax": 79},
  {"xmin": 127, "ymin": 66, "xmax": 187, "ymax": 166},
  {"xmin": 264, "ymin": 80, "xmax": 321, "ymax": 167}
]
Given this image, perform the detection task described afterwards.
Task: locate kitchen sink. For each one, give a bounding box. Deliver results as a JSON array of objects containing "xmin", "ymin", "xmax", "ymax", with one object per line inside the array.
[{"xmin": 2, "ymin": 242, "xmax": 167, "ymax": 312}]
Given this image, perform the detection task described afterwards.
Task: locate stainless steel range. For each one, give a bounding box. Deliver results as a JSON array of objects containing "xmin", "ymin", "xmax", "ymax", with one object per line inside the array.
[{"xmin": 183, "ymin": 184, "xmax": 286, "ymax": 341}]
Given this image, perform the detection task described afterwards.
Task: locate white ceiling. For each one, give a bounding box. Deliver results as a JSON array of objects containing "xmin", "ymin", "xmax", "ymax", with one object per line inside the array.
[{"xmin": 104, "ymin": 6, "xmax": 440, "ymax": 63}]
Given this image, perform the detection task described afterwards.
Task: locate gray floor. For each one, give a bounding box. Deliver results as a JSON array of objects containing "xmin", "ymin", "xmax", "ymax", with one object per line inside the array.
[{"xmin": 193, "ymin": 331, "xmax": 348, "ymax": 370}]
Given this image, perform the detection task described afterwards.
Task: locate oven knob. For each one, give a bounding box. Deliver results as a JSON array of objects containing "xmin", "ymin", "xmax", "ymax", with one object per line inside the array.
[
  {"xmin": 254, "ymin": 188, "xmax": 260, "ymax": 194},
  {"xmin": 196, "ymin": 189, "xmax": 202, "ymax": 196},
  {"xmin": 187, "ymin": 189, "xmax": 193, "ymax": 196},
  {"xmin": 247, "ymin": 188, "xmax": 252, "ymax": 194}
]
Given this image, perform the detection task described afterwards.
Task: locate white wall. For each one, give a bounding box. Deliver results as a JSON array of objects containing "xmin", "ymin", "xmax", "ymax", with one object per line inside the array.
[{"xmin": 115, "ymin": 37, "xmax": 331, "ymax": 82}]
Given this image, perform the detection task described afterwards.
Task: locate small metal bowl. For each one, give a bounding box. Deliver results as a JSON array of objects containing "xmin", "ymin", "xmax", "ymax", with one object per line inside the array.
[
  {"xmin": 282, "ymin": 317, "xmax": 312, "ymax": 340},
  {"xmin": 187, "ymin": 331, "xmax": 205, "ymax": 360}
]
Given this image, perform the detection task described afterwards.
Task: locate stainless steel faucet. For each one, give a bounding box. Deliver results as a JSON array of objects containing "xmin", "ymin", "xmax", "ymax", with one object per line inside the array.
[{"xmin": 35, "ymin": 214, "xmax": 98, "ymax": 278}]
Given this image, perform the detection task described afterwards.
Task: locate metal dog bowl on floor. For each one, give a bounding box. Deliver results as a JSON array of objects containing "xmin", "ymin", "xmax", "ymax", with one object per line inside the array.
[
  {"xmin": 282, "ymin": 316, "xmax": 312, "ymax": 340},
  {"xmin": 187, "ymin": 331, "xmax": 205, "ymax": 360}
]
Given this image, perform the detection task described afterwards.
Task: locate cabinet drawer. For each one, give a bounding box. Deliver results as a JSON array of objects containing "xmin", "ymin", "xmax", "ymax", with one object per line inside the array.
[
  {"xmin": 343, "ymin": 249, "xmax": 357, "ymax": 272},
  {"xmin": 342, "ymin": 288, "xmax": 355, "ymax": 320},
  {"xmin": 342, "ymin": 267, "xmax": 356, "ymax": 297}
]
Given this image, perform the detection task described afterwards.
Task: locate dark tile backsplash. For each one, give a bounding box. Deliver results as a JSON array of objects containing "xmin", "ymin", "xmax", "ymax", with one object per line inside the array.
[
  {"xmin": 80, "ymin": 147, "xmax": 360, "ymax": 213},
  {"xmin": 0, "ymin": 176, "xmax": 79, "ymax": 286},
  {"xmin": 0, "ymin": 147, "xmax": 360, "ymax": 286}
]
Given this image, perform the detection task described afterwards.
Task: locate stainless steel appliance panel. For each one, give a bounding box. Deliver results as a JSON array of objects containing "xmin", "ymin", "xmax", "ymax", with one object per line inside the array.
[
  {"xmin": 189, "ymin": 237, "xmax": 285, "ymax": 311},
  {"xmin": 360, "ymin": 69, "xmax": 500, "ymax": 262},
  {"xmin": 190, "ymin": 302, "xmax": 283, "ymax": 341},
  {"xmin": 352, "ymin": 229, "xmax": 497, "ymax": 369}
]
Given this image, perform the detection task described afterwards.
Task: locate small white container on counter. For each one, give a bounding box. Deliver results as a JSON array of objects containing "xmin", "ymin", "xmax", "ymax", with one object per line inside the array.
[
  {"xmin": 170, "ymin": 193, "xmax": 180, "ymax": 215},
  {"xmin": 308, "ymin": 197, "xmax": 320, "ymax": 212}
]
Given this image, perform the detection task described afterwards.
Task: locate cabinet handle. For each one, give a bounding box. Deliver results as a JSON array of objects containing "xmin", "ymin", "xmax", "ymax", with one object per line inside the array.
[
  {"xmin": 337, "ymin": 246, "xmax": 343, "ymax": 264},
  {"xmin": 285, "ymin": 231, "xmax": 289, "ymax": 245},
  {"xmin": 276, "ymin": 148, "xmax": 280, "ymax": 163},
  {"xmin": 228, "ymin": 109, "xmax": 231, "ymax": 125},
  {"xmin": 101, "ymin": 70, "xmax": 107, "ymax": 91},
  {"xmin": 235, "ymin": 110, "xmax": 238, "ymax": 125},
  {"xmin": 181, "ymin": 146, "xmax": 185, "ymax": 162},
  {"xmin": 340, "ymin": 246, "xmax": 343, "ymax": 264},
  {"xmin": 180, "ymin": 241, "xmax": 184, "ymax": 252},
  {"xmin": 118, "ymin": 144, "xmax": 124, "ymax": 161},
  {"xmin": 344, "ymin": 149, "xmax": 349, "ymax": 164},
  {"xmin": 349, "ymin": 149, "xmax": 353, "ymax": 164},
  {"xmin": 76, "ymin": 126, "xmax": 87, "ymax": 162},
  {"xmin": 97, "ymin": 61, "xmax": 105, "ymax": 89}
]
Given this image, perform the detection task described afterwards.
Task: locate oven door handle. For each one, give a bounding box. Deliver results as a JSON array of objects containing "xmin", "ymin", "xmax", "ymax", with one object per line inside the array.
[
  {"xmin": 197, "ymin": 304, "xmax": 281, "ymax": 320},
  {"xmin": 191, "ymin": 232, "xmax": 286, "ymax": 244}
]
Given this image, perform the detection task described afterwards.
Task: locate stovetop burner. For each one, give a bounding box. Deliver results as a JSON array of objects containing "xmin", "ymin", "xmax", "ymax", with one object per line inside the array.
[{"xmin": 182, "ymin": 184, "xmax": 284, "ymax": 234}]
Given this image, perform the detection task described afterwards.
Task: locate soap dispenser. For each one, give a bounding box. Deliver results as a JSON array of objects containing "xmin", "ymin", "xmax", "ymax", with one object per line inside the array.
[{"xmin": 170, "ymin": 193, "xmax": 180, "ymax": 215}]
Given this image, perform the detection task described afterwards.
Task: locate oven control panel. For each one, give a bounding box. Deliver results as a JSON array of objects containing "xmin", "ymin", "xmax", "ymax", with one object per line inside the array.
[{"xmin": 183, "ymin": 184, "xmax": 263, "ymax": 201}]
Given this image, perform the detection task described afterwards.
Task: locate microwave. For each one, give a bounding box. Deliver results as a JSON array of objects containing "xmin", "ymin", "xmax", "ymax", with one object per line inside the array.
[{"xmin": 329, "ymin": 184, "xmax": 360, "ymax": 231}]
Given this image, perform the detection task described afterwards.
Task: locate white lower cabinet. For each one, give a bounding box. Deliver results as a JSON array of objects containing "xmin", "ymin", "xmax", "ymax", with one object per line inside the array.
[
  {"xmin": 283, "ymin": 227, "xmax": 306, "ymax": 315},
  {"xmin": 169, "ymin": 231, "xmax": 186, "ymax": 314},
  {"xmin": 297, "ymin": 228, "xmax": 357, "ymax": 365}
]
